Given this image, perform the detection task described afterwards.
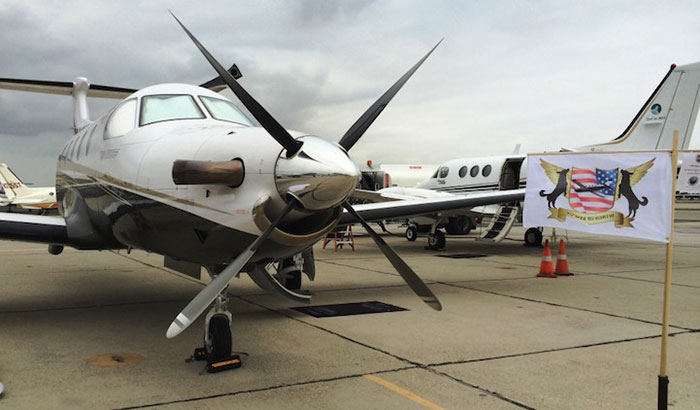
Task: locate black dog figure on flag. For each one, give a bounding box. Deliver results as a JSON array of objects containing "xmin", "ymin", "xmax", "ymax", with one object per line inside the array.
[
  {"xmin": 618, "ymin": 169, "xmax": 648, "ymax": 218},
  {"xmin": 539, "ymin": 168, "xmax": 569, "ymax": 208}
]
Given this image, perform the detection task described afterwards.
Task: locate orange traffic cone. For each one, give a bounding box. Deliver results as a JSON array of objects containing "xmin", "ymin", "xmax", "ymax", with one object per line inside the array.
[
  {"xmin": 555, "ymin": 239, "xmax": 572, "ymax": 276},
  {"xmin": 537, "ymin": 240, "xmax": 556, "ymax": 278}
]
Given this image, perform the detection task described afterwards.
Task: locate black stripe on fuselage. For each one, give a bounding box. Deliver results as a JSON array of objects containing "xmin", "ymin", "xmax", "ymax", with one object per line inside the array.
[{"xmin": 431, "ymin": 181, "xmax": 526, "ymax": 193}]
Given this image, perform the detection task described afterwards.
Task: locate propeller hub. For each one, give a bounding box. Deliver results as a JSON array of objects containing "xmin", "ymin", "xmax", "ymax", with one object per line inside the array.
[{"xmin": 275, "ymin": 136, "xmax": 360, "ymax": 211}]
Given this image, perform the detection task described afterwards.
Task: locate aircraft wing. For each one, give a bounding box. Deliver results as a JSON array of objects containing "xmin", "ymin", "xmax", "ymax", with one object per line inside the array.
[
  {"xmin": 352, "ymin": 187, "xmax": 453, "ymax": 202},
  {"xmin": 0, "ymin": 65, "xmax": 242, "ymax": 99},
  {"xmin": 0, "ymin": 213, "xmax": 68, "ymax": 244},
  {"xmin": 340, "ymin": 188, "xmax": 524, "ymax": 224}
]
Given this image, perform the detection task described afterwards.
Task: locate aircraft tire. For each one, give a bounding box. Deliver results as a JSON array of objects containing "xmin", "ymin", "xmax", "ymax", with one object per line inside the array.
[
  {"xmin": 278, "ymin": 259, "xmax": 302, "ymax": 290},
  {"xmin": 428, "ymin": 231, "xmax": 446, "ymax": 249},
  {"xmin": 207, "ymin": 315, "xmax": 232, "ymax": 362},
  {"xmin": 48, "ymin": 244, "xmax": 64, "ymax": 255},
  {"xmin": 405, "ymin": 226, "xmax": 418, "ymax": 242},
  {"xmin": 284, "ymin": 270, "xmax": 302, "ymax": 290},
  {"xmin": 524, "ymin": 228, "xmax": 543, "ymax": 247},
  {"xmin": 446, "ymin": 217, "xmax": 471, "ymax": 235}
]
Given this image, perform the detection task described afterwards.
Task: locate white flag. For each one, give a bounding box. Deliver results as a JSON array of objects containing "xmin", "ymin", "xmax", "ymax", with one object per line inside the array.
[
  {"xmin": 523, "ymin": 151, "xmax": 672, "ymax": 243},
  {"xmin": 678, "ymin": 151, "xmax": 700, "ymax": 193}
]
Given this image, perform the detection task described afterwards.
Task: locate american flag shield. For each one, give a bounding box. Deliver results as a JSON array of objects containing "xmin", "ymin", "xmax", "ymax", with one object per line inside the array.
[{"xmin": 568, "ymin": 168, "xmax": 618, "ymax": 213}]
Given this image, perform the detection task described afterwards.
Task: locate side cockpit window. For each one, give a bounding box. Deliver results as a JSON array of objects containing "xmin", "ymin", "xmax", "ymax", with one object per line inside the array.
[
  {"xmin": 439, "ymin": 167, "xmax": 449, "ymax": 178},
  {"xmin": 105, "ymin": 98, "xmax": 137, "ymax": 139},
  {"xmin": 140, "ymin": 94, "xmax": 205, "ymax": 126},
  {"xmin": 199, "ymin": 96, "xmax": 253, "ymax": 126}
]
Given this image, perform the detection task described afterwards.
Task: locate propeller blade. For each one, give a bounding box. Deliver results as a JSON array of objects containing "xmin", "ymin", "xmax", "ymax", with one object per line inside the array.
[
  {"xmin": 341, "ymin": 202, "xmax": 442, "ymax": 311},
  {"xmin": 166, "ymin": 199, "xmax": 296, "ymax": 338},
  {"xmin": 337, "ymin": 40, "xmax": 443, "ymax": 151},
  {"xmin": 170, "ymin": 11, "xmax": 302, "ymax": 157}
]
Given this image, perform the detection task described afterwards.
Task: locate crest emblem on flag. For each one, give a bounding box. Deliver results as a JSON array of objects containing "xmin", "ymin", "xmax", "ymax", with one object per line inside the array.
[
  {"xmin": 568, "ymin": 168, "xmax": 618, "ymax": 214},
  {"xmin": 537, "ymin": 158, "xmax": 655, "ymax": 227}
]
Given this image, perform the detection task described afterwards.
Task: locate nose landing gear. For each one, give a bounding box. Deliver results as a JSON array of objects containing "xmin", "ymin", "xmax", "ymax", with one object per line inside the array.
[{"xmin": 191, "ymin": 289, "xmax": 241, "ymax": 373}]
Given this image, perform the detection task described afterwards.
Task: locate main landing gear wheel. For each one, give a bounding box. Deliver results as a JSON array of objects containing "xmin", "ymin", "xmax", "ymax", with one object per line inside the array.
[
  {"xmin": 427, "ymin": 230, "xmax": 446, "ymax": 250},
  {"xmin": 275, "ymin": 259, "xmax": 302, "ymax": 291},
  {"xmin": 405, "ymin": 226, "xmax": 418, "ymax": 242},
  {"xmin": 524, "ymin": 227, "xmax": 543, "ymax": 247},
  {"xmin": 446, "ymin": 216, "xmax": 471, "ymax": 235},
  {"xmin": 280, "ymin": 270, "xmax": 302, "ymax": 290}
]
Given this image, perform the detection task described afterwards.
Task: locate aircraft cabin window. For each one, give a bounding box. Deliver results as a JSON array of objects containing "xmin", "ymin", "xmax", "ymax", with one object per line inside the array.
[
  {"xmin": 140, "ymin": 94, "xmax": 205, "ymax": 126},
  {"xmin": 439, "ymin": 167, "xmax": 449, "ymax": 178},
  {"xmin": 199, "ymin": 96, "xmax": 253, "ymax": 126},
  {"xmin": 470, "ymin": 165, "xmax": 479, "ymax": 177},
  {"xmin": 459, "ymin": 166, "xmax": 468, "ymax": 178},
  {"xmin": 105, "ymin": 98, "xmax": 137, "ymax": 138},
  {"xmin": 482, "ymin": 164, "xmax": 492, "ymax": 177}
]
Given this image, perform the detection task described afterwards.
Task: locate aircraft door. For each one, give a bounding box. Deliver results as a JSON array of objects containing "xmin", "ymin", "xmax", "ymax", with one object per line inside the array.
[
  {"xmin": 359, "ymin": 170, "xmax": 386, "ymax": 191},
  {"xmin": 499, "ymin": 158, "xmax": 524, "ymax": 190}
]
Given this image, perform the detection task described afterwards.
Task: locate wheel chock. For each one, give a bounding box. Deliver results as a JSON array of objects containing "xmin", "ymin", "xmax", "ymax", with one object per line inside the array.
[
  {"xmin": 193, "ymin": 347, "xmax": 208, "ymax": 361},
  {"xmin": 206, "ymin": 355, "xmax": 242, "ymax": 373}
]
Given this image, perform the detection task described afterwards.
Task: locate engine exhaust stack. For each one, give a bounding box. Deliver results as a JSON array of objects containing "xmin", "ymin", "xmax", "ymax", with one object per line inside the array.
[{"xmin": 172, "ymin": 159, "xmax": 245, "ymax": 187}]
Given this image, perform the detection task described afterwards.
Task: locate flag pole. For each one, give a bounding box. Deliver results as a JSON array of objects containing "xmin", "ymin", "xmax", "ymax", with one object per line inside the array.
[{"xmin": 658, "ymin": 130, "xmax": 679, "ymax": 410}]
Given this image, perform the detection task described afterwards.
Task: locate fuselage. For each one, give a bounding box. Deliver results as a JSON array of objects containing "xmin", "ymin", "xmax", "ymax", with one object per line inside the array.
[
  {"xmin": 417, "ymin": 154, "xmax": 528, "ymax": 194},
  {"xmin": 55, "ymin": 83, "xmax": 357, "ymax": 266}
]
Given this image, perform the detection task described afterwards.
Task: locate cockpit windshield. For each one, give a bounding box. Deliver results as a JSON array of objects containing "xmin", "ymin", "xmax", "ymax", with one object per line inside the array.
[
  {"xmin": 199, "ymin": 96, "xmax": 253, "ymax": 126},
  {"xmin": 140, "ymin": 94, "xmax": 205, "ymax": 126}
]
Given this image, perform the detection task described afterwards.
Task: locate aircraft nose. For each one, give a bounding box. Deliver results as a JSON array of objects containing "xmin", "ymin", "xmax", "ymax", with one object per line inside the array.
[{"xmin": 275, "ymin": 136, "xmax": 360, "ymax": 211}]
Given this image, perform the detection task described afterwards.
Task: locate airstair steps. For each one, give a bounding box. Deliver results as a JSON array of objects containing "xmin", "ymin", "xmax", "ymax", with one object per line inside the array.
[{"xmin": 478, "ymin": 204, "xmax": 519, "ymax": 242}]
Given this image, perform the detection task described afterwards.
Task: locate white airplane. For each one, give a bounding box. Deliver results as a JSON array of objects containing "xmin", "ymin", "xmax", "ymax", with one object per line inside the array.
[
  {"xmin": 0, "ymin": 163, "xmax": 58, "ymax": 211},
  {"xmin": 361, "ymin": 61, "xmax": 700, "ymax": 249},
  {"xmin": 0, "ymin": 14, "xmax": 523, "ymax": 371}
]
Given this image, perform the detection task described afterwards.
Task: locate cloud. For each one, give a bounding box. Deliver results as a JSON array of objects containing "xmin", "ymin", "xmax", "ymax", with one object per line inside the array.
[{"xmin": 1, "ymin": 1, "xmax": 700, "ymax": 184}]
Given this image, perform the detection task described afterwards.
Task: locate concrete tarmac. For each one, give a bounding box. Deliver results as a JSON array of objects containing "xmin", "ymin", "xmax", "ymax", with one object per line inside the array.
[{"xmin": 0, "ymin": 218, "xmax": 699, "ymax": 409}]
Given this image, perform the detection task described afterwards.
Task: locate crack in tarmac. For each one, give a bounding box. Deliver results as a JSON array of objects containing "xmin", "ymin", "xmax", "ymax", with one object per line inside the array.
[{"xmin": 440, "ymin": 281, "xmax": 694, "ymax": 331}]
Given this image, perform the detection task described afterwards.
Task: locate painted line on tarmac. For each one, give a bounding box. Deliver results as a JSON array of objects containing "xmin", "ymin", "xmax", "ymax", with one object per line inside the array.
[{"xmin": 363, "ymin": 374, "xmax": 445, "ymax": 410}]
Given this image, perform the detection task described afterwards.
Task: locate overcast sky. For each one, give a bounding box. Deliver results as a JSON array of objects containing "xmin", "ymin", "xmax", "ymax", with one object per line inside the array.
[{"xmin": 1, "ymin": 1, "xmax": 700, "ymax": 185}]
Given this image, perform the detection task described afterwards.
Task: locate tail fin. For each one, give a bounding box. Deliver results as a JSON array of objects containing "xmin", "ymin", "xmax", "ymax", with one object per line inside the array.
[
  {"xmin": 0, "ymin": 164, "xmax": 31, "ymax": 197},
  {"xmin": 582, "ymin": 62, "xmax": 700, "ymax": 151}
]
